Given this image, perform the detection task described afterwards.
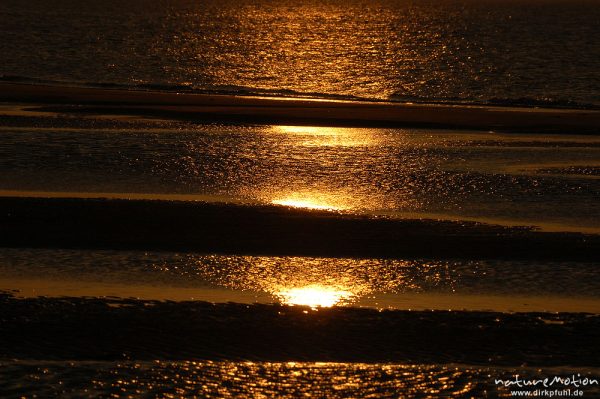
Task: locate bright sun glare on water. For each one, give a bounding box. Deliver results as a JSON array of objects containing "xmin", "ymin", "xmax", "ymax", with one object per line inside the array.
[
  {"xmin": 271, "ymin": 191, "xmax": 350, "ymax": 211},
  {"xmin": 271, "ymin": 198, "xmax": 339, "ymax": 210},
  {"xmin": 276, "ymin": 285, "xmax": 353, "ymax": 308},
  {"xmin": 277, "ymin": 126, "xmax": 328, "ymax": 135},
  {"xmin": 274, "ymin": 125, "xmax": 374, "ymax": 147}
]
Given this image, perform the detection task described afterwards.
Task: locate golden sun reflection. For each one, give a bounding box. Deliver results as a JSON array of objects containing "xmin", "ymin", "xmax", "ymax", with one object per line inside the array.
[
  {"xmin": 277, "ymin": 126, "xmax": 328, "ymax": 135},
  {"xmin": 271, "ymin": 191, "xmax": 350, "ymax": 211},
  {"xmin": 272, "ymin": 198, "xmax": 339, "ymax": 210},
  {"xmin": 274, "ymin": 125, "xmax": 374, "ymax": 147},
  {"xmin": 276, "ymin": 285, "xmax": 354, "ymax": 308}
]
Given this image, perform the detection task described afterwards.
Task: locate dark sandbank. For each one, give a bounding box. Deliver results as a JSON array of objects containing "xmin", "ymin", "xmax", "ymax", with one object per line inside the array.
[
  {"xmin": 1, "ymin": 196, "xmax": 598, "ymax": 261},
  {"xmin": 1, "ymin": 293, "xmax": 598, "ymax": 366},
  {"xmin": 2, "ymin": 83, "xmax": 600, "ymax": 133}
]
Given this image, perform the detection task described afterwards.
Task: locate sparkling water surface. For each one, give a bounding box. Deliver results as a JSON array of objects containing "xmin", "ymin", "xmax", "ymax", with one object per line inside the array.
[
  {"xmin": 2, "ymin": 0, "xmax": 600, "ymax": 396},
  {"xmin": 1, "ymin": 0, "xmax": 599, "ymax": 106},
  {"xmin": 1, "ymin": 249, "xmax": 599, "ymax": 311},
  {"xmin": 1, "ymin": 123, "xmax": 598, "ymax": 231},
  {"xmin": 1, "ymin": 361, "xmax": 599, "ymax": 399}
]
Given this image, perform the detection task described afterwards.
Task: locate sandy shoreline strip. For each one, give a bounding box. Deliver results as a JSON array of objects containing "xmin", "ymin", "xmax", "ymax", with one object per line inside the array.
[
  {"xmin": 1, "ymin": 196, "xmax": 598, "ymax": 261},
  {"xmin": 2, "ymin": 83, "xmax": 600, "ymax": 133}
]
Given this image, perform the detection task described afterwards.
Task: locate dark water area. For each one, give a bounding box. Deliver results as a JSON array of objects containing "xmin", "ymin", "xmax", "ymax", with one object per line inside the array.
[{"xmin": 1, "ymin": 0, "xmax": 599, "ymax": 107}]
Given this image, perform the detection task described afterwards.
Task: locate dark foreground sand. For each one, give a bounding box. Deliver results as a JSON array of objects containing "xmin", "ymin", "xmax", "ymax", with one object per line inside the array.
[
  {"xmin": 1, "ymin": 292, "xmax": 599, "ymax": 366},
  {"xmin": 2, "ymin": 82, "xmax": 600, "ymax": 133},
  {"xmin": 1, "ymin": 196, "xmax": 599, "ymax": 261}
]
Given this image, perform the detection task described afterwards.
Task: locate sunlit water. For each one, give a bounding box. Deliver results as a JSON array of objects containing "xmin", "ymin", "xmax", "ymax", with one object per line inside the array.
[
  {"xmin": 2, "ymin": 1, "xmax": 599, "ymax": 394},
  {"xmin": 1, "ymin": 123, "xmax": 598, "ymax": 231},
  {"xmin": 1, "ymin": 0, "xmax": 599, "ymax": 106},
  {"xmin": 1, "ymin": 249, "xmax": 599, "ymax": 311},
  {"xmin": 1, "ymin": 360, "xmax": 598, "ymax": 399}
]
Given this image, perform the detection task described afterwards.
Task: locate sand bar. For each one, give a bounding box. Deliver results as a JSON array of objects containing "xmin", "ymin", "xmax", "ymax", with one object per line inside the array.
[
  {"xmin": 2, "ymin": 83, "xmax": 600, "ymax": 133},
  {"xmin": 2, "ymin": 292, "xmax": 599, "ymax": 365}
]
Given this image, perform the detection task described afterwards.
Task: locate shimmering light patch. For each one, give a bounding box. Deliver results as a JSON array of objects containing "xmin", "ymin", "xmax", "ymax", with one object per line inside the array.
[
  {"xmin": 274, "ymin": 125, "xmax": 374, "ymax": 146},
  {"xmin": 271, "ymin": 191, "xmax": 350, "ymax": 211},
  {"xmin": 272, "ymin": 198, "xmax": 339, "ymax": 210},
  {"xmin": 277, "ymin": 126, "xmax": 329, "ymax": 135},
  {"xmin": 276, "ymin": 285, "xmax": 354, "ymax": 308}
]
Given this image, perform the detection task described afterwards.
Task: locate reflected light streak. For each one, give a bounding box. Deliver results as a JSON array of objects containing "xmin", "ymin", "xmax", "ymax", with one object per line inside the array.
[
  {"xmin": 276, "ymin": 285, "xmax": 354, "ymax": 308},
  {"xmin": 272, "ymin": 198, "xmax": 340, "ymax": 210},
  {"xmin": 277, "ymin": 126, "xmax": 330, "ymax": 135},
  {"xmin": 271, "ymin": 191, "xmax": 350, "ymax": 211},
  {"xmin": 274, "ymin": 125, "xmax": 374, "ymax": 147}
]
